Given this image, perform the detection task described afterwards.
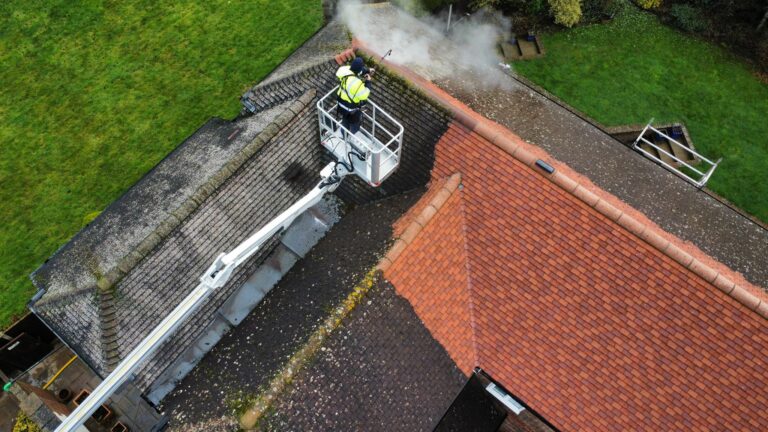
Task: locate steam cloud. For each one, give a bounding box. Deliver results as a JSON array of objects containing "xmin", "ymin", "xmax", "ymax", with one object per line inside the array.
[{"xmin": 337, "ymin": 0, "xmax": 513, "ymax": 90}]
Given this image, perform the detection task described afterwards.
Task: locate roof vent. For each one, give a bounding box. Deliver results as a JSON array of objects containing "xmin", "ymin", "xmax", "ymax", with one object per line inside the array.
[{"xmin": 535, "ymin": 159, "xmax": 555, "ymax": 174}]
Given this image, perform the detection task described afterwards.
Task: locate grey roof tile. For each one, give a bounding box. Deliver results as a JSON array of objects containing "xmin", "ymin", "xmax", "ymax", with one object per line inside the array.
[
  {"xmin": 32, "ymin": 58, "xmax": 452, "ymax": 395},
  {"xmin": 31, "ymin": 105, "xmax": 290, "ymax": 304}
]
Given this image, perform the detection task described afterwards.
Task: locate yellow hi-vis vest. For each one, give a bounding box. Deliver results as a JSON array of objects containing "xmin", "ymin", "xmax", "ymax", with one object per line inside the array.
[{"xmin": 336, "ymin": 66, "xmax": 370, "ymax": 106}]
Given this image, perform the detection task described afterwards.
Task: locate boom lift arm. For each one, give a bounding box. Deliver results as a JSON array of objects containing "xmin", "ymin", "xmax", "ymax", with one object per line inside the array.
[
  {"xmin": 54, "ymin": 161, "xmax": 350, "ymax": 432},
  {"xmin": 200, "ymin": 161, "xmax": 348, "ymax": 290},
  {"xmin": 55, "ymin": 85, "xmax": 403, "ymax": 432}
]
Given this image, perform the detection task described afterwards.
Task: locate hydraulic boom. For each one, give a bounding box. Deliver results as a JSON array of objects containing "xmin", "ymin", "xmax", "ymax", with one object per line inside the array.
[
  {"xmin": 54, "ymin": 161, "xmax": 349, "ymax": 432},
  {"xmin": 55, "ymin": 87, "xmax": 403, "ymax": 432}
]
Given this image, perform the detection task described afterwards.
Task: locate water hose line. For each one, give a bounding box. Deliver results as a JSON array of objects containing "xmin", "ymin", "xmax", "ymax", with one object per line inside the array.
[{"xmin": 42, "ymin": 355, "xmax": 78, "ymax": 390}]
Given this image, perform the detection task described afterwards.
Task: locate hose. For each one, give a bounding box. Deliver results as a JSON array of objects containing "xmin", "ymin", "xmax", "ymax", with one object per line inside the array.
[{"xmin": 42, "ymin": 355, "xmax": 78, "ymax": 390}]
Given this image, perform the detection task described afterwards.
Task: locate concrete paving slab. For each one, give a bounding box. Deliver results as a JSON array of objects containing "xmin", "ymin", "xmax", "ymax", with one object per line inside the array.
[{"xmin": 0, "ymin": 393, "xmax": 20, "ymax": 432}]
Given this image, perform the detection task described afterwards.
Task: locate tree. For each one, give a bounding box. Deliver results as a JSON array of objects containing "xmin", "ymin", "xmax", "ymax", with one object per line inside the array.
[
  {"xmin": 548, "ymin": 0, "xmax": 583, "ymax": 27},
  {"xmin": 635, "ymin": 0, "xmax": 661, "ymax": 9}
]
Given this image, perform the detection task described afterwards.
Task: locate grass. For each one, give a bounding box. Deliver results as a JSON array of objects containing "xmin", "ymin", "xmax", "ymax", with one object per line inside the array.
[
  {"xmin": 0, "ymin": 0, "xmax": 324, "ymax": 328},
  {"xmin": 514, "ymin": 3, "xmax": 768, "ymax": 224}
]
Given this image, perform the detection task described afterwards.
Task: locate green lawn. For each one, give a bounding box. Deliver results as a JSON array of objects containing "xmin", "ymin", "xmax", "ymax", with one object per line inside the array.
[
  {"xmin": 0, "ymin": 0, "xmax": 323, "ymax": 328},
  {"xmin": 515, "ymin": 4, "xmax": 768, "ymax": 224}
]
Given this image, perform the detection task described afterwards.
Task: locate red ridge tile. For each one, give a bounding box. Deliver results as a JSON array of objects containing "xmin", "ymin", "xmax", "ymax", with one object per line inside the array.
[{"xmin": 731, "ymin": 286, "xmax": 760, "ymax": 310}]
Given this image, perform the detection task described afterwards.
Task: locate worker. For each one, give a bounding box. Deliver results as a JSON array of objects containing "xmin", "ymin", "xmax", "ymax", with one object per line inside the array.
[{"xmin": 336, "ymin": 57, "xmax": 373, "ymax": 136}]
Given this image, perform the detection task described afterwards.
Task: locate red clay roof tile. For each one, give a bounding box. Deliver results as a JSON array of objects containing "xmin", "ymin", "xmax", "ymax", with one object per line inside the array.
[
  {"xmin": 380, "ymin": 121, "xmax": 768, "ymax": 430},
  {"xmin": 713, "ymin": 274, "xmax": 736, "ymax": 294},
  {"xmin": 348, "ymin": 45, "xmax": 768, "ymax": 431}
]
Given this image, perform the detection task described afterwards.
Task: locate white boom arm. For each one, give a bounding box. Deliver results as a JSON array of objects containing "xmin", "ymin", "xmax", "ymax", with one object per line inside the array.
[{"xmin": 55, "ymin": 162, "xmax": 347, "ymax": 432}]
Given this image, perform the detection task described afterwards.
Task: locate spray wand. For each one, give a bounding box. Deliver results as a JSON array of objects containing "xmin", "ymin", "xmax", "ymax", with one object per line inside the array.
[{"xmin": 367, "ymin": 49, "xmax": 391, "ymax": 80}]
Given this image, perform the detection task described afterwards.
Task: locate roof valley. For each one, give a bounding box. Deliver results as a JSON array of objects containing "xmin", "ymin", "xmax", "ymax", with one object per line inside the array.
[{"xmin": 379, "ymin": 173, "xmax": 479, "ymax": 373}]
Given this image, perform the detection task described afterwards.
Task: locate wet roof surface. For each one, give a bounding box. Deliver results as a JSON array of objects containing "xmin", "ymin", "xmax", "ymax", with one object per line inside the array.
[
  {"xmin": 263, "ymin": 279, "xmax": 465, "ymax": 432},
  {"xmin": 160, "ymin": 190, "xmax": 426, "ymax": 429}
]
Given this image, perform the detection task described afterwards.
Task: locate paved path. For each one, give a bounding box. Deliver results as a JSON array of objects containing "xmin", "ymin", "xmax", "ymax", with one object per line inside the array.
[{"xmin": 0, "ymin": 393, "xmax": 19, "ymax": 432}]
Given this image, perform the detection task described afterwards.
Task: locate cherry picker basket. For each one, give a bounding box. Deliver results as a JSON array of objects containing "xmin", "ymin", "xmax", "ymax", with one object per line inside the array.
[{"xmin": 316, "ymin": 86, "xmax": 404, "ymax": 186}]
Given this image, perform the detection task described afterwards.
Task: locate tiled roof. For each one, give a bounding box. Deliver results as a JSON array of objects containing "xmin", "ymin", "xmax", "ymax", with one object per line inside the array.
[
  {"xmin": 243, "ymin": 56, "xmax": 452, "ymax": 204},
  {"xmin": 33, "ymin": 92, "xmax": 328, "ymax": 388},
  {"xmin": 368, "ymin": 47, "xmax": 768, "ymax": 430},
  {"xmin": 31, "ymin": 52, "xmax": 453, "ymax": 397},
  {"xmin": 383, "ymin": 120, "xmax": 768, "ymax": 430},
  {"xmin": 265, "ymin": 279, "xmax": 466, "ymax": 432},
  {"xmin": 383, "ymin": 174, "xmax": 476, "ymax": 375}
]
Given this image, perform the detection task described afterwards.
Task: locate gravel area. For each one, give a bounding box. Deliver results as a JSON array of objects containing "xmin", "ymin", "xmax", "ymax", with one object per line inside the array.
[
  {"xmin": 263, "ymin": 279, "xmax": 466, "ymax": 432},
  {"xmin": 159, "ymin": 189, "xmax": 424, "ymax": 429}
]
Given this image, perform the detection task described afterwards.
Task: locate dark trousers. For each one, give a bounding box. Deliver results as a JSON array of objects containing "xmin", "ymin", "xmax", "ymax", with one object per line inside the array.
[{"xmin": 340, "ymin": 109, "xmax": 362, "ymax": 135}]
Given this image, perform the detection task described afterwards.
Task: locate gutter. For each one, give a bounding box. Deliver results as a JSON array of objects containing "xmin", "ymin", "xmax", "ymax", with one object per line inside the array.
[{"xmin": 28, "ymin": 288, "xmax": 45, "ymax": 307}]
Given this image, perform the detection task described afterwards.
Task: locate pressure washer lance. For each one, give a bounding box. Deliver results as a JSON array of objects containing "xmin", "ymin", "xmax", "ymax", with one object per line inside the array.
[{"xmin": 367, "ymin": 50, "xmax": 392, "ymax": 80}]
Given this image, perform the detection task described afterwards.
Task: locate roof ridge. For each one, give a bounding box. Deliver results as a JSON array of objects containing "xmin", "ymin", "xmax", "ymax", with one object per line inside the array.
[
  {"xmin": 33, "ymin": 89, "xmax": 318, "ymax": 310},
  {"xmin": 334, "ymin": 49, "xmax": 355, "ymax": 65},
  {"xmin": 378, "ymin": 173, "xmax": 481, "ymax": 370},
  {"xmin": 470, "ymin": 120, "xmax": 768, "ymax": 319},
  {"xmin": 99, "ymin": 290, "xmax": 120, "ymax": 372},
  {"xmin": 351, "ymin": 42, "xmax": 768, "ymax": 320},
  {"xmin": 377, "ymin": 173, "xmax": 461, "ymax": 271},
  {"xmin": 244, "ymin": 60, "xmax": 336, "ymax": 115}
]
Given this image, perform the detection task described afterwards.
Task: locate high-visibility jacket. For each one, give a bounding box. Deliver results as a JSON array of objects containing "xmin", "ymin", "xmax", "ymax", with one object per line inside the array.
[{"xmin": 336, "ymin": 66, "xmax": 370, "ymax": 108}]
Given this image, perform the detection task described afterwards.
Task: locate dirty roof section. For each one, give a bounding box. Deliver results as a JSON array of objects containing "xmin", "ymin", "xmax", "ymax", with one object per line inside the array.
[
  {"xmin": 159, "ymin": 191, "xmax": 428, "ymax": 430},
  {"xmin": 30, "ymin": 103, "xmax": 289, "ymax": 306},
  {"xmin": 383, "ymin": 118, "xmax": 768, "ymax": 431},
  {"xmin": 31, "ymin": 48, "xmax": 452, "ymax": 396},
  {"xmin": 33, "ymin": 91, "xmax": 328, "ymax": 387},
  {"xmin": 264, "ymin": 279, "xmax": 466, "ymax": 432}
]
